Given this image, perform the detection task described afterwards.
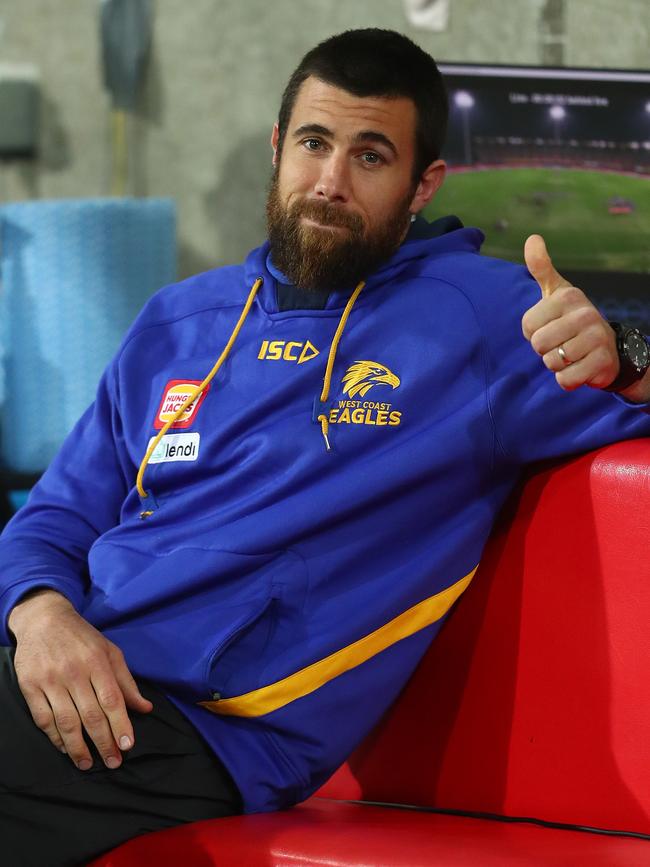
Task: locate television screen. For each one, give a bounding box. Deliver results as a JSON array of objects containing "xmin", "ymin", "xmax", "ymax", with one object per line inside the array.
[{"xmin": 427, "ymin": 63, "xmax": 650, "ymax": 328}]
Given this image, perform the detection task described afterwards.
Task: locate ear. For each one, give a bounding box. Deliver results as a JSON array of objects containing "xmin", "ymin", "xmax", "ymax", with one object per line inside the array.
[
  {"xmin": 271, "ymin": 123, "xmax": 280, "ymax": 166},
  {"xmin": 408, "ymin": 159, "xmax": 446, "ymax": 214}
]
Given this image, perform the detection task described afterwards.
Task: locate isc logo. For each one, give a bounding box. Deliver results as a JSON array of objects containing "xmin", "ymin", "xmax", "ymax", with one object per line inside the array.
[{"xmin": 257, "ymin": 340, "xmax": 320, "ymax": 364}]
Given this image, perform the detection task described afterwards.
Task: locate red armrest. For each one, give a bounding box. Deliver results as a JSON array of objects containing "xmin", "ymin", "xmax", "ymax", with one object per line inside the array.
[{"xmin": 321, "ymin": 440, "xmax": 650, "ymax": 834}]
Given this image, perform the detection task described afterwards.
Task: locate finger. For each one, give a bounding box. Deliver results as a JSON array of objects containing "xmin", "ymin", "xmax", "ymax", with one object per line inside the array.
[
  {"xmin": 553, "ymin": 355, "xmax": 595, "ymax": 391},
  {"xmin": 49, "ymin": 688, "xmax": 94, "ymax": 770},
  {"xmin": 73, "ymin": 680, "xmax": 123, "ymax": 768},
  {"xmin": 91, "ymin": 646, "xmax": 152, "ymax": 756},
  {"xmin": 542, "ymin": 341, "xmax": 585, "ymax": 373},
  {"xmin": 540, "ymin": 327, "xmax": 606, "ymax": 372},
  {"xmin": 544, "ymin": 341, "xmax": 618, "ymax": 391},
  {"xmin": 522, "ymin": 285, "xmax": 592, "ymax": 342},
  {"xmin": 22, "ymin": 686, "xmax": 67, "ymax": 754},
  {"xmin": 527, "ymin": 308, "xmax": 577, "ymax": 354},
  {"xmin": 87, "ymin": 669, "xmax": 135, "ymax": 763},
  {"xmin": 524, "ymin": 234, "xmax": 572, "ymax": 298},
  {"xmin": 109, "ymin": 645, "xmax": 153, "ymax": 718}
]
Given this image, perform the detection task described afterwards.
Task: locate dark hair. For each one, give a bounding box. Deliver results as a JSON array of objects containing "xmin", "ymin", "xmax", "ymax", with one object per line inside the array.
[{"xmin": 276, "ymin": 29, "xmax": 448, "ymax": 181}]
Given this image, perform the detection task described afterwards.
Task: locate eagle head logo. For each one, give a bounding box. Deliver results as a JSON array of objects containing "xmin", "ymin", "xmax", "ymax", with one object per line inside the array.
[{"xmin": 341, "ymin": 361, "xmax": 401, "ymax": 398}]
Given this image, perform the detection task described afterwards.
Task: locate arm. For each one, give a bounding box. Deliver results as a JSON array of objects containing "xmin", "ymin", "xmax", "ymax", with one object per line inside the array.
[
  {"xmin": 463, "ymin": 240, "xmax": 650, "ymax": 467},
  {"xmin": 618, "ymin": 375, "xmax": 650, "ymax": 405},
  {"xmin": 0, "ymin": 363, "xmax": 130, "ymax": 629},
  {"xmin": 0, "ymin": 354, "xmax": 152, "ymax": 771}
]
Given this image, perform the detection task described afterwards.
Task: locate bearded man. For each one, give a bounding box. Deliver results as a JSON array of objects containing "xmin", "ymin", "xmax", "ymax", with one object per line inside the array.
[{"xmin": 1, "ymin": 28, "xmax": 649, "ymax": 867}]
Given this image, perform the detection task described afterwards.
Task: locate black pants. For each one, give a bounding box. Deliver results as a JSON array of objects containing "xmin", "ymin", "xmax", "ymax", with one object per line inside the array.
[{"xmin": 0, "ymin": 647, "xmax": 242, "ymax": 867}]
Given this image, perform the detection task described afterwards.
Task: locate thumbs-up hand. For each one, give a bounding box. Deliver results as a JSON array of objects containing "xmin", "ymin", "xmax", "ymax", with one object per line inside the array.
[
  {"xmin": 523, "ymin": 234, "xmax": 573, "ymax": 299},
  {"xmin": 521, "ymin": 234, "xmax": 619, "ymax": 391}
]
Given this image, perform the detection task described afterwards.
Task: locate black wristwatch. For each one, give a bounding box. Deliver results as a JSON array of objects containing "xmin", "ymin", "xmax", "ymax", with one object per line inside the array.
[{"xmin": 603, "ymin": 322, "xmax": 650, "ymax": 392}]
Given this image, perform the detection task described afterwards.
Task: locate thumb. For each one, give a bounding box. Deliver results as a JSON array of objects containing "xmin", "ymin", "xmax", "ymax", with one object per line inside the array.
[{"xmin": 524, "ymin": 234, "xmax": 571, "ymax": 298}]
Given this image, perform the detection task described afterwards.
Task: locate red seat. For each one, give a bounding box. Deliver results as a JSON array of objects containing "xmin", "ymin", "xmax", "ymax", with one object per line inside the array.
[
  {"xmin": 92, "ymin": 440, "xmax": 650, "ymax": 865},
  {"xmin": 91, "ymin": 799, "xmax": 650, "ymax": 866}
]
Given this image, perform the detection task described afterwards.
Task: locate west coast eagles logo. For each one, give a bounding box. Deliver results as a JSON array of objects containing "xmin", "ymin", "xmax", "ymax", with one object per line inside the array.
[
  {"xmin": 341, "ymin": 361, "xmax": 401, "ymax": 397},
  {"xmin": 329, "ymin": 360, "xmax": 403, "ymax": 427}
]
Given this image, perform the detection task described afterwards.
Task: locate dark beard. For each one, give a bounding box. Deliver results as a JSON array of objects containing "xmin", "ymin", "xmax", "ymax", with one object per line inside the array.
[{"xmin": 266, "ymin": 172, "xmax": 413, "ymax": 293}]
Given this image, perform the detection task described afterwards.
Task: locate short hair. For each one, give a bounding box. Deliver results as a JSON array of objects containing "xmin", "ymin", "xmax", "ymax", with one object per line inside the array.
[{"xmin": 276, "ymin": 29, "xmax": 449, "ymax": 181}]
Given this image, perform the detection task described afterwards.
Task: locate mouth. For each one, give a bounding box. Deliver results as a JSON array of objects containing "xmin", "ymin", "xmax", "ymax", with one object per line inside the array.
[{"xmin": 300, "ymin": 216, "xmax": 349, "ymax": 232}]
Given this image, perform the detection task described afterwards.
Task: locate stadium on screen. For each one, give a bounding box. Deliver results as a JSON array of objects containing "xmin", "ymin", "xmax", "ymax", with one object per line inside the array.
[{"xmin": 426, "ymin": 64, "xmax": 650, "ymax": 327}]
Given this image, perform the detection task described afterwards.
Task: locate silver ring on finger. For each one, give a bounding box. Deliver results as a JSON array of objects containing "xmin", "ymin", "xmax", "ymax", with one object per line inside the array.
[{"xmin": 557, "ymin": 344, "xmax": 571, "ymax": 365}]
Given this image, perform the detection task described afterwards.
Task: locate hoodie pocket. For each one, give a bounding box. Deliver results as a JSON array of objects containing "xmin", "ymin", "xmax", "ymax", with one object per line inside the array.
[
  {"xmin": 201, "ymin": 550, "xmax": 309, "ymax": 699},
  {"xmin": 203, "ymin": 593, "xmax": 277, "ymax": 699},
  {"xmin": 87, "ymin": 539, "xmax": 308, "ymax": 701}
]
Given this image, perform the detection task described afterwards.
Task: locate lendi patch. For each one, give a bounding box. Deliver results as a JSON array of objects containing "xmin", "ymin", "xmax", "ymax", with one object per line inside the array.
[{"xmin": 147, "ymin": 432, "xmax": 200, "ymax": 463}]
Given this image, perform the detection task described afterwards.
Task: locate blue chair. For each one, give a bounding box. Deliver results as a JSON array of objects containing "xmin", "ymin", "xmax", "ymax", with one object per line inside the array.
[{"xmin": 0, "ymin": 197, "xmax": 177, "ymax": 523}]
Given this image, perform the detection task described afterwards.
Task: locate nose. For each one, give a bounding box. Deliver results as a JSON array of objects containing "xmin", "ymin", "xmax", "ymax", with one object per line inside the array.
[{"xmin": 314, "ymin": 154, "xmax": 350, "ymax": 203}]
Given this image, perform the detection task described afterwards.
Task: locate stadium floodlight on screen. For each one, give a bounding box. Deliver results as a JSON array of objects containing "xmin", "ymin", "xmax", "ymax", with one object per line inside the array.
[{"xmin": 425, "ymin": 64, "xmax": 650, "ymax": 329}]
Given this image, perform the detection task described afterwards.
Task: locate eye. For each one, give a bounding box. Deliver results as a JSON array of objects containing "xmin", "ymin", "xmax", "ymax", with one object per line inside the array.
[
  {"xmin": 303, "ymin": 138, "xmax": 323, "ymax": 152},
  {"xmin": 360, "ymin": 151, "xmax": 383, "ymax": 166}
]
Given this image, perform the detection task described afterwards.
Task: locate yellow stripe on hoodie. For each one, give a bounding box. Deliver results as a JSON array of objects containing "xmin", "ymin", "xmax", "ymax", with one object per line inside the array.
[{"xmin": 200, "ymin": 565, "xmax": 477, "ymax": 718}]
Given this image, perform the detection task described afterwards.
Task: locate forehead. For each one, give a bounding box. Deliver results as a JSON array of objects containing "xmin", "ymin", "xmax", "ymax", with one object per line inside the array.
[{"xmin": 288, "ymin": 77, "xmax": 417, "ymax": 152}]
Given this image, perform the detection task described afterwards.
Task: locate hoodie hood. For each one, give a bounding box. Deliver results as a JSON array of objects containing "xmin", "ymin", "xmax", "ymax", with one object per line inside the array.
[{"xmin": 247, "ymin": 215, "xmax": 485, "ymax": 315}]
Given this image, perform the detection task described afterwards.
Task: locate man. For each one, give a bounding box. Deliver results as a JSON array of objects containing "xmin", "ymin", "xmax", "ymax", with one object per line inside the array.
[{"xmin": 2, "ymin": 28, "xmax": 650, "ymax": 866}]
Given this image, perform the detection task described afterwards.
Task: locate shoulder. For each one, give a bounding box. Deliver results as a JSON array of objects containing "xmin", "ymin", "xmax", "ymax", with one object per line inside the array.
[
  {"xmin": 423, "ymin": 248, "xmax": 532, "ymax": 291},
  {"xmin": 138, "ymin": 264, "xmax": 247, "ymax": 324},
  {"xmin": 109, "ymin": 264, "xmax": 250, "ymax": 366},
  {"xmin": 394, "ymin": 229, "xmax": 539, "ymax": 311},
  {"xmin": 120, "ymin": 264, "xmax": 249, "ymax": 346},
  {"xmin": 416, "ymin": 248, "xmax": 541, "ymax": 325}
]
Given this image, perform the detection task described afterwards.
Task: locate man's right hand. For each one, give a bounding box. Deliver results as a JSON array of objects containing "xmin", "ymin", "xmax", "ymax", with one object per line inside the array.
[{"xmin": 8, "ymin": 589, "xmax": 153, "ymax": 770}]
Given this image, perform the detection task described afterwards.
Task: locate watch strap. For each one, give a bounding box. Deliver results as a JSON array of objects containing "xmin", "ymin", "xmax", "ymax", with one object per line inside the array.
[{"xmin": 603, "ymin": 321, "xmax": 650, "ymax": 392}]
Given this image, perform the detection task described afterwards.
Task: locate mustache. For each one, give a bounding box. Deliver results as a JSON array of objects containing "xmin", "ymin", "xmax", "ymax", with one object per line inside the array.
[{"xmin": 290, "ymin": 198, "xmax": 364, "ymax": 233}]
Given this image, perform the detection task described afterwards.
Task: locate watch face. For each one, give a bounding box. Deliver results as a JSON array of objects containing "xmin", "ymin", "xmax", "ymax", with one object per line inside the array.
[{"xmin": 624, "ymin": 330, "xmax": 650, "ymax": 371}]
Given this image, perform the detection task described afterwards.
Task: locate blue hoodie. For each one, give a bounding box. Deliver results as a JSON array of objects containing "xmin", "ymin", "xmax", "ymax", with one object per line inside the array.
[{"xmin": 1, "ymin": 221, "xmax": 649, "ymax": 812}]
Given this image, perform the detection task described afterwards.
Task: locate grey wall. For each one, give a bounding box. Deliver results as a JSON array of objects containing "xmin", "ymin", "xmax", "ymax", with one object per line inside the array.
[{"xmin": 0, "ymin": 0, "xmax": 648, "ymax": 278}]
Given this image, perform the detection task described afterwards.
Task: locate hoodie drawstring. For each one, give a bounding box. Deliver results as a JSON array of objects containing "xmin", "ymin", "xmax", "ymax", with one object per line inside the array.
[
  {"xmin": 316, "ymin": 280, "xmax": 365, "ymax": 450},
  {"xmin": 136, "ymin": 277, "xmax": 263, "ymax": 516},
  {"xmin": 137, "ymin": 276, "xmax": 365, "ymax": 516}
]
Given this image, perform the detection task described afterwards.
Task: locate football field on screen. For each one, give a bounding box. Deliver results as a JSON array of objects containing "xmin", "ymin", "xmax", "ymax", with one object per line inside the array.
[{"xmin": 422, "ymin": 167, "xmax": 650, "ymax": 274}]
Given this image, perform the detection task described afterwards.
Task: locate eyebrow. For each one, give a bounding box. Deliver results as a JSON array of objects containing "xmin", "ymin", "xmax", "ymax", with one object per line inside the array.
[{"xmin": 292, "ymin": 123, "xmax": 399, "ymax": 158}]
